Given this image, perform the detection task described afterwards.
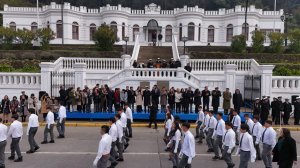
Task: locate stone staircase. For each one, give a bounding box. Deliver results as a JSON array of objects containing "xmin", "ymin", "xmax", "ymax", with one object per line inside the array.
[{"xmin": 137, "ymin": 46, "xmax": 173, "ymax": 64}]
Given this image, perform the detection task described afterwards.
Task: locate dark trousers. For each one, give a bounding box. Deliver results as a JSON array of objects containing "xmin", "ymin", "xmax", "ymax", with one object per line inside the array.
[
  {"xmin": 213, "ymin": 106, "xmax": 218, "ymax": 114},
  {"xmin": 253, "ymin": 136, "xmax": 261, "ymax": 160},
  {"xmin": 175, "ymin": 103, "xmax": 181, "ymax": 113},
  {"xmin": 149, "ymin": 119, "xmax": 157, "ymax": 128},
  {"xmin": 283, "ymin": 113, "xmax": 290, "ymax": 124},
  {"xmin": 295, "ymin": 115, "xmax": 300, "ymax": 125},
  {"xmin": 10, "ymin": 137, "xmax": 22, "ymax": 158},
  {"xmin": 56, "ymin": 118, "xmax": 66, "ymax": 136},
  {"xmin": 126, "ymin": 119, "xmax": 132, "ymax": 137},
  {"xmin": 178, "ymin": 153, "xmax": 191, "ymax": 168},
  {"xmin": 44, "ymin": 124, "xmax": 54, "ymax": 141},
  {"xmin": 0, "ymin": 140, "xmax": 6, "ymax": 167},
  {"xmin": 116, "ymin": 138, "xmax": 123, "ymax": 159},
  {"xmin": 136, "ymin": 105, "xmax": 142, "ymax": 113},
  {"xmin": 97, "ymin": 154, "xmax": 109, "ymax": 168},
  {"xmin": 222, "ymin": 146, "xmax": 234, "ymax": 167},
  {"xmin": 109, "ymin": 141, "xmax": 118, "ymax": 165},
  {"xmin": 144, "ymin": 105, "xmax": 150, "ymax": 113},
  {"xmin": 28, "ymin": 127, "xmax": 39, "ymax": 151},
  {"xmin": 203, "ymin": 99, "xmax": 209, "ymax": 112}
]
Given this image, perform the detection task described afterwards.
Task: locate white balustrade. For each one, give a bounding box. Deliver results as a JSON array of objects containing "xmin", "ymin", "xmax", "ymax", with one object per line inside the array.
[
  {"xmin": 0, "ymin": 73, "xmax": 41, "ymax": 87},
  {"xmin": 189, "ymin": 59, "xmax": 252, "ymax": 72},
  {"xmin": 272, "ymin": 76, "xmax": 300, "ymax": 90}
]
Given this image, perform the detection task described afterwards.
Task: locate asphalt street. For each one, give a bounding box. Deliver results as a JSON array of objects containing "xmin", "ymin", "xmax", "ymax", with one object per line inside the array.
[{"xmin": 4, "ymin": 126, "xmax": 300, "ymax": 168}]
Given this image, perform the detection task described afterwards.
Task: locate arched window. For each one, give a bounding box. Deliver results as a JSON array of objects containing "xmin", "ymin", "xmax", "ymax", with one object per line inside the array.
[
  {"xmin": 208, "ymin": 25, "xmax": 215, "ymax": 43},
  {"xmin": 31, "ymin": 22, "xmax": 38, "ymax": 33},
  {"xmin": 165, "ymin": 25, "xmax": 172, "ymax": 42},
  {"xmin": 90, "ymin": 23, "xmax": 96, "ymax": 41},
  {"xmin": 198, "ymin": 24, "xmax": 201, "ymax": 41},
  {"xmin": 72, "ymin": 22, "xmax": 79, "ymax": 40},
  {"xmin": 9, "ymin": 22, "xmax": 16, "ymax": 31},
  {"xmin": 188, "ymin": 22, "xmax": 195, "ymax": 41},
  {"xmin": 122, "ymin": 22, "xmax": 125, "ymax": 40},
  {"xmin": 242, "ymin": 23, "xmax": 249, "ymax": 40},
  {"xmin": 179, "ymin": 23, "xmax": 182, "ymax": 41},
  {"xmin": 110, "ymin": 21, "xmax": 118, "ymax": 41},
  {"xmin": 226, "ymin": 24, "xmax": 233, "ymax": 42},
  {"xmin": 56, "ymin": 20, "xmax": 63, "ymax": 38},
  {"xmin": 132, "ymin": 24, "xmax": 139, "ymax": 41}
]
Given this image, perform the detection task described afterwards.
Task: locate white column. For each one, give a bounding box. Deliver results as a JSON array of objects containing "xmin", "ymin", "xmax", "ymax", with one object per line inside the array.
[
  {"xmin": 74, "ymin": 63, "xmax": 87, "ymax": 89},
  {"xmin": 180, "ymin": 55, "xmax": 190, "ymax": 67},
  {"xmin": 260, "ymin": 65, "xmax": 275, "ymax": 97},
  {"xmin": 39, "ymin": 62, "xmax": 54, "ymax": 95},
  {"xmin": 122, "ymin": 54, "xmax": 131, "ymax": 68},
  {"xmin": 224, "ymin": 64, "xmax": 237, "ymax": 94}
]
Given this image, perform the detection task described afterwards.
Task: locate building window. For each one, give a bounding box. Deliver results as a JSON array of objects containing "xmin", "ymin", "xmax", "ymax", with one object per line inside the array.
[
  {"xmin": 260, "ymin": 29, "xmax": 281, "ymax": 43},
  {"xmin": 72, "ymin": 22, "xmax": 79, "ymax": 40},
  {"xmin": 9, "ymin": 22, "xmax": 16, "ymax": 31},
  {"xmin": 198, "ymin": 24, "xmax": 201, "ymax": 41},
  {"xmin": 110, "ymin": 21, "xmax": 118, "ymax": 41},
  {"xmin": 56, "ymin": 20, "xmax": 63, "ymax": 38},
  {"xmin": 226, "ymin": 24, "xmax": 233, "ymax": 42},
  {"xmin": 188, "ymin": 22, "xmax": 195, "ymax": 41},
  {"xmin": 90, "ymin": 23, "xmax": 96, "ymax": 41},
  {"xmin": 242, "ymin": 23, "xmax": 249, "ymax": 40},
  {"xmin": 132, "ymin": 24, "xmax": 139, "ymax": 41},
  {"xmin": 47, "ymin": 21, "xmax": 50, "ymax": 29},
  {"xmin": 165, "ymin": 25, "xmax": 172, "ymax": 42},
  {"xmin": 179, "ymin": 23, "xmax": 182, "ymax": 41},
  {"xmin": 122, "ymin": 23, "xmax": 125, "ymax": 40},
  {"xmin": 31, "ymin": 22, "xmax": 38, "ymax": 33},
  {"xmin": 208, "ymin": 25, "xmax": 215, "ymax": 43}
]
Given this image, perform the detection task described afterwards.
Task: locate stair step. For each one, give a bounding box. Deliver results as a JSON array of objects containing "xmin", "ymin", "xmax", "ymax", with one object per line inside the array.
[{"xmin": 137, "ymin": 46, "xmax": 173, "ymax": 63}]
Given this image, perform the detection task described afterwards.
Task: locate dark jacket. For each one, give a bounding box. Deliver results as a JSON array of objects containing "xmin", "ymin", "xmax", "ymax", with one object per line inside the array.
[
  {"xmin": 233, "ymin": 93, "xmax": 243, "ymax": 109},
  {"xmin": 143, "ymin": 90, "xmax": 151, "ymax": 106},
  {"xmin": 294, "ymin": 101, "xmax": 300, "ymax": 118},
  {"xmin": 168, "ymin": 92, "xmax": 175, "ymax": 105},
  {"xmin": 283, "ymin": 102, "xmax": 292, "ymax": 116},
  {"xmin": 127, "ymin": 90, "xmax": 136, "ymax": 104},
  {"xmin": 202, "ymin": 90, "xmax": 211, "ymax": 101},
  {"xmin": 149, "ymin": 105, "xmax": 157, "ymax": 120},
  {"xmin": 211, "ymin": 90, "xmax": 221, "ymax": 107},
  {"xmin": 272, "ymin": 136, "xmax": 297, "ymax": 166}
]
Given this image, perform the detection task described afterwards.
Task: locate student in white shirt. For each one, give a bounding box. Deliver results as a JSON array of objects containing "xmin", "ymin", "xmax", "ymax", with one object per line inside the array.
[
  {"xmin": 244, "ymin": 114, "xmax": 254, "ymax": 134},
  {"xmin": 57, "ymin": 102, "xmax": 67, "ymax": 138},
  {"xmin": 26, "ymin": 108, "xmax": 40, "ymax": 153},
  {"xmin": 232, "ymin": 110, "xmax": 241, "ymax": 145},
  {"xmin": 93, "ymin": 125, "xmax": 112, "ymax": 168},
  {"xmin": 205, "ymin": 111, "xmax": 217, "ymax": 152},
  {"xmin": 235, "ymin": 124, "xmax": 256, "ymax": 168},
  {"xmin": 212, "ymin": 112, "xmax": 226, "ymax": 160},
  {"xmin": 178, "ymin": 122, "xmax": 195, "ymax": 168},
  {"xmin": 124, "ymin": 103, "xmax": 133, "ymax": 138},
  {"xmin": 8, "ymin": 114, "xmax": 23, "ymax": 162},
  {"xmin": 222, "ymin": 122, "xmax": 236, "ymax": 168},
  {"xmin": 108, "ymin": 117, "xmax": 118, "ymax": 168},
  {"xmin": 41, "ymin": 107, "xmax": 55, "ymax": 144},
  {"xmin": 198, "ymin": 110, "xmax": 210, "ymax": 144},
  {"xmin": 195, "ymin": 106, "xmax": 204, "ymax": 139},
  {"xmin": 260, "ymin": 120, "xmax": 276, "ymax": 168},
  {"xmin": 164, "ymin": 113, "xmax": 173, "ymax": 145},
  {"xmin": 0, "ymin": 118, "xmax": 8, "ymax": 167},
  {"xmin": 252, "ymin": 116, "xmax": 262, "ymax": 161},
  {"xmin": 168, "ymin": 122, "xmax": 182, "ymax": 168},
  {"xmin": 114, "ymin": 114, "xmax": 124, "ymax": 162},
  {"xmin": 117, "ymin": 108, "xmax": 129, "ymax": 151}
]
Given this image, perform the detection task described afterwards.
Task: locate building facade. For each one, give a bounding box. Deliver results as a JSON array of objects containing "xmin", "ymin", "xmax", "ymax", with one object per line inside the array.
[{"xmin": 1, "ymin": 2, "xmax": 284, "ymax": 46}]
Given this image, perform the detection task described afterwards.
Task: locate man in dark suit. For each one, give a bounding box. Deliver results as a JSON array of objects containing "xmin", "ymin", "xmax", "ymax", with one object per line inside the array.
[
  {"xmin": 202, "ymin": 86, "xmax": 211, "ymax": 112},
  {"xmin": 233, "ymin": 89, "xmax": 243, "ymax": 114},
  {"xmin": 283, "ymin": 98, "xmax": 292, "ymax": 125},
  {"xmin": 294, "ymin": 97, "xmax": 300, "ymax": 125},
  {"xmin": 211, "ymin": 87, "xmax": 221, "ymax": 114},
  {"xmin": 143, "ymin": 86, "xmax": 151, "ymax": 113}
]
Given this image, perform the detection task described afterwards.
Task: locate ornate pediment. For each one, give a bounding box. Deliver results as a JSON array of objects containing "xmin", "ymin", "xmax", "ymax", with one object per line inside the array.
[{"xmin": 145, "ymin": 3, "xmax": 161, "ymax": 14}]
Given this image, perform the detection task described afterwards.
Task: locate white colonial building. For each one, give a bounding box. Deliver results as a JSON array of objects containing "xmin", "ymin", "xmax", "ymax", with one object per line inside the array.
[{"xmin": 1, "ymin": 2, "xmax": 284, "ymax": 46}]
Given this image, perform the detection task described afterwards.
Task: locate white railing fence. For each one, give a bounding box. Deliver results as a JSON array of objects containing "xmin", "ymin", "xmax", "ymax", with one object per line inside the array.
[
  {"xmin": 131, "ymin": 34, "xmax": 140, "ymax": 63},
  {"xmin": 172, "ymin": 34, "xmax": 180, "ymax": 61},
  {"xmin": 0, "ymin": 73, "xmax": 41, "ymax": 86},
  {"xmin": 189, "ymin": 59, "xmax": 252, "ymax": 72},
  {"xmin": 272, "ymin": 76, "xmax": 300, "ymax": 89}
]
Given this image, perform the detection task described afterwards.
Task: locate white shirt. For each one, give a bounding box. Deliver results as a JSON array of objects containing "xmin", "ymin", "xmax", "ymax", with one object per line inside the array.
[
  {"xmin": 165, "ymin": 119, "xmax": 172, "ymax": 136},
  {"xmin": 205, "ymin": 116, "xmax": 217, "ymax": 129},
  {"xmin": 8, "ymin": 120, "xmax": 23, "ymax": 138},
  {"xmin": 245, "ymin": 118, "xmax": 254, "ymax": 134},
  {"xmin": 109, "ymin": 123, "xmax": 118, "ymax": 142},
  {"xmin": 58, "ymin": 106, "xmax": 67, "ymax": 123},
  {"xmin": 125, "ymin": 107, "xmax": 133, "ymax": 123},
  {"xmin": 181, "ymin": 130, "xmax": 196, "ymax": 163},
  {"xmin": 202, "ymin": 114, "xmax": 210, "ymax": 128},
  {"xmin": 93, "ymin": 133, "xmax": 112, "ymax": 165},
  {"xmin": 46, "ymin": 111, "xmax": 55, "ymax": 129},
  {"xmin": 0, "ymin": 123, "xmax": 8, "ymax": 141},
  {"xmin": 213, "ymin": 119, "xmax": 226, "ymax": 136},
  {"xmin": 26, "ymin": 114, "xmax": 39, "ymax": 135},
  {"xmin": 236, "ymin": 132, "xmax": 256, "ymax": 162},
  {"xmin": 260, "ymin": 127, "xmax": 277, "ymax": 148},
  {"xmin": 252, "ymin": 122, "xmax": 263, "ymax": 144},
  {"xmin": 175, "ymin": 92, "xmax": 182, "ymax": 103},
  {"xmin": 172, "ymin": 129, "xmax": 181, "ymax": 153},
  {"xmin": 197, "ymin": 111, "xmax": 204, "ymax": 122},
  {"xmin": 223, "ymin": 128, "xmax": 236, "ymax": 150},
  {"xmin": 232, "ymin": 115, "xmax": 241, "ymax": 131},
  {"xmin": 120, "ymin": 112, "xmax": 127, "ymax": 128},
  {"xmin": 116, "ymin": 120, "xmax": 123, "ymax": 139}
]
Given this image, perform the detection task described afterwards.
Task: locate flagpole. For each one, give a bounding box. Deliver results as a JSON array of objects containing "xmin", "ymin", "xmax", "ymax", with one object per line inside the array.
[
  {"xmin": 37, "ymin": 0, "xmax": 39, "ymax": 28},
  {"xmin": 273, "ymin": 0, "xmax": 277, "ymax": 32}
]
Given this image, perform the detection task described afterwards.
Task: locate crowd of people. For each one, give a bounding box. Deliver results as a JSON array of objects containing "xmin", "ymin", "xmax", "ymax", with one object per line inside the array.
[{"xmin": 132, "ymin": 58, "xmax": 183, "ymax": 69}]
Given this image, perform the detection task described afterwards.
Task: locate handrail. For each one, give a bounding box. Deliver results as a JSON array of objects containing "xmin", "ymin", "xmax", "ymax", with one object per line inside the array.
[
  {"xmin": 131, "ymin": 34, "xmax": 140, "ymax": 63},
  {"xmin": 190, "ymin": 59, "xmax": 252, "ymax": 72},
  {"xmin": 172, "ymin": 34, "xmax": 180, "ymax": 60}
]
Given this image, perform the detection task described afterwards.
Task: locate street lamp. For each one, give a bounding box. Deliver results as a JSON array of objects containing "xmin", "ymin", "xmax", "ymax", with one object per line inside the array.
[
  {"xmin": 124, "ymin": 36, "xmax": 129, "ymax": 54},
  {"xmin": 281, "ymin": 13, "xmax": 293, "ymax": 46},
  {"xmin": 182, "ymin": 36, "xmax": 188, "ymax": 55}
]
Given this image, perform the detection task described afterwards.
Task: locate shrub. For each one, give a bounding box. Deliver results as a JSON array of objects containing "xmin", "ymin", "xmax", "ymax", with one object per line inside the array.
[
  {"xmin": 251, "ymin": 30, "xmax": 265, "ymax": 53},
  {"xmin": 231, "ymin": 35, "xmax": 246, "ymax": 53},
  {"xmin": 93, "ymin": 24, "xmax": 116, "ymax": 51},
  {"xmin": 36, "ymin": 28, "xmax": 55, "ymax": 50},
  {"xmin": 0, "ymin": 27, "xmax": 16, "ymax": 50},
  {"xmin": 288, "ymin": 28, "xmax": 300, "ymax": 53},
  {"xmin": 16, "ymin": 28, "xmax": 35, "ymax": 50},
  {"xmin": 268, "ymin": 32, "xmax": 284, "ymax": 53}
]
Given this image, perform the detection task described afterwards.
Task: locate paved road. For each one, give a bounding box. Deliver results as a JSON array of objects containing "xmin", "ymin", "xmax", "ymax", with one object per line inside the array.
[{"xmin": 4, "ymin": 126, "xmax": 300, "ymax": 168}]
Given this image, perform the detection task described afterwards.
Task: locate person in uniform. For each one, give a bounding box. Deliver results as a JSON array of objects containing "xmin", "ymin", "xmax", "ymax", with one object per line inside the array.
[
  {"xmin": 231, "ymin": 110, "xmax": 241, "ymax": 146},
  {"xmin": 41, "ymin": 107, "xmax": 55, "ymax": 144},
  {"xmin": 283, "ymin": 98, "xmax": 292, "ymax": 125},
  {"xmin": 8, "ymin": 114, "xmax": 23, "ymax": 162},
  {"xmin": 93, "ymin": 125, "xmax": 112, "ymax": 168},
  {"xmin": 252, "ymin": 116, "xmax": 262, "ymax": 161},
  {"xmin": 244, "ymin": 114, "xmax": 254, "ymax": 134},
  {"xmin": 57, "ymin": 102, "xmax": 67, "ymax": 138},
  {"xmin": 195, "ymin": 106, "xmax": 204, "ymax": 139},
  {"xmin": 125, "ymin": 103, "xmax": 133, "ymax": 138},
  {"xmin": 108, "ymin": 118, "xmax": 118, "ymax": 168},
  {"xmin": 0, "ymin": 118, "xmax": 7, "ymax": 168},
  {"xmin": 212, "ymin": 113, "xmax": 226, "ymax": 160},
  {"xmin": 147, "ymin": 59, "xmax": 154, "ymax": 68},
  {"xmin": 260, "ymin": 97, "xmax": 270, "ymax": 125},
  {"xmin": 260, "ymin": 120, "xmax": 276, "ymax": 168},
  {"xmin": 253, "ymin": 98, "xmax": 261, "ymax": 118},
  {"xmin": 26, "ymin": 108, "xmax": 40, "ymax": 153},
  {"xmin": 223, "ymin": 88, "xmax": 232, "ymax": 115},
  {"xmin": 142, "ymin": 86, "xmax": 151, "ymax": 113},
  {"xmin": 205, "ymin": 111, "xmax": 217, "ymax": 152},
  {"xmin": 211, "ymin": 87, "xmax": 221, "ymax": 114},
  {"xmin": 178, "ymin": 122, "xmax": 195, "ymax": 168},
  {"xmin": 202, "ymin": 86, "xmax": 211, "ymax": 112},
  {"xmin": 293, "ymin": 97, "xmax": 300, "ymax": 125},
  {"xmin": 114, "ymin": 114, "xmax": 124, "ymax": 162},
  {"xmin": 222, "ymin": 122, "xmax": 236, "ymax": 168}
]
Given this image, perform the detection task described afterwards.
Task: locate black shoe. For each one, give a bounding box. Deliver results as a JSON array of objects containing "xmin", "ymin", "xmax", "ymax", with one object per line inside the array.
[
  {"xmin": 197, "ymin": 140, "xmax": 203, "ymax": 144},
  {"xmin": 14, "ymin": 157, "xmax": 22, "ymax": 162},
  {"xmin": 0, "ymin": 165, "xmax": 5, "ymax": 168},
  {"xmin": 195, "ymin": 136, "xmax": 199, "ymax": 139},
  {"xmin": 124, "ymin": 144, "xmax": 129, "ymax": 150},
  {"xmin": 41, "ymin": 141, "xmax": 48, "ymax": 144},
  {"xmin": 8, "ymin": 156, "xmax": 15, "ymax": 160},
  {"xmin": 129, "ymin": 135, "xmax": 132, "ymax": 138},
  {"xmin": 34, "ymin": 146, "xmax": 40, "ymax": 151},
  {"xmin": 116, "ymin": 158, "xmax": 124, "ymax": 162},
  {"xmin": 228, "ymin": 164, "xmax": 235, "ymax": 168},
  {"xmin": 212, "ymin": 156, "xmax": 220, "ymax": 160},
  {"xmin": 49, "ymin": 140, "xmax": 55, "ymax": 143},
  {"xmin": 207, "ymin": 149, "xmax": 214, "ymax": 153},
  {"xmin": 26, "ymin": 150, "xmax": 35, "ymax": 154}
]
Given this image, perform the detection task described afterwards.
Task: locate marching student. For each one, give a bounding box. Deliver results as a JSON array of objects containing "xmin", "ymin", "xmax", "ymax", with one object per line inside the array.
[
  {"xmin": 8, "ymin": 114, "xmax": 23, "ymax": 162},
  {"xmin": 212, "ymin": 112, "xmax": 226, "ymax": 160},
  {"xmin": 117, "ymin": 108, "xmax": 129, "ymax": 151},
  {"xmin": 93, "ymin": 125, "xmax": 112, "ymax": 168},
  {"xmin": 41, "ymin": 106, "xmax": 55, "ymax": 144},
  {"xmin": 124, "ymin": 103, "xmax": 133, "ymax": 138},
  {"xmin": 252, "ymin": 116, "xmax": 263, "ymax": 161},
  {"xmin": 260, "ymin": 120, "xmax": 276, "ymax": 168},
  {"xmin": 178, "ymin": 122, "xmax": 195, "ymax": 168},
  {"xmin": 108, "ymin": 118, "xmax": 118, "ymax": 168},
  {"xmin": 114, "ymin": 114, "xmax": 124, "ymax": 162},
  {"xmin": 198, "ymin": 110, "xmax": 209, "ymax": 144},
  {"xmin": 57, "ymin": 102, "xmax": 67, "ymax": 138},
  {"xmin": 235, "ymin": 124, "xmax": 256, "ymax": 168},
  {"xmin": 26, "ymin": 108, "xmax": 40, "ymax": 153},
  {"xmin": 0, "ymin": 118, "xmax": 7, "ymax": 168},
  {"xmin": 231, "ymin": 110, "xmax": 241, "ymax": 145},
  {"xmin": 244, "ymin": 114, "xmax": 254, "ymax": 134},
  {"xmin": 195, "ymin": 106, "xmax": 204, "ymax": 139},
  {"xmin": 164, "ymin": 113, "xmax": 173, "ymax": 145},
  {"xmin": 205, "ymin": 111, "xmax": 217, "ymax": 152},
  {"xmin": 168, "ymin": 121, "xmax": 182, "ymax": 168},
  {"xmin": 222, "ymin": 122, "xmax": 236, "ymax": 168}
]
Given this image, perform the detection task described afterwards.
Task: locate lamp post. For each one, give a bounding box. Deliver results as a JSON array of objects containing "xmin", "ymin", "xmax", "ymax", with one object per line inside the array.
[
  {"xmin": 182, "ymin": 36, "xmax": 188, "ymax": 55},
  {"xmin": 281, "ymin": 13, "xmax": 293, "ymax": 46},
  {"xmin": 61, "ymin": 0, "xmax": 64, "ymax": 45},
  {"xmin": 244, "ymin": 0, "xmax": 249, "ymax": 42},
  {"xmin": 124, "ymin": 36, "xmax": 129, "ymax": 54}
]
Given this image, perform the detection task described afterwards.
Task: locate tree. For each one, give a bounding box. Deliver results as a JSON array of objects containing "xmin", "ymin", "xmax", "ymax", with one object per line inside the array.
[
  {"xmin": 93, "ymin": 24, "xmax": 116, "ymax": 51},
  {"xmin": 0, "ymin": 27, "xmax": 17, "ymax": 50},
  {"xmin": 251, "ymin": 30, "xmax": 265, "ymax": 53},
  {"xmin": 268, "ymin": 32, "xmax": 284, "ymax": 53},
  {"xmin": 288, "ymin": 28, "xmax": 300, "ymax": 53},
  {"xmin": 231, "ymin": 35, "xmax": 246, "ymax": 53},
  {"xmin": 36, "ymin": 28, "xmax": 55, "ymax": 50},
  {"xmin": 17, "ymin": 28, "xmax": 36, "ymax": 49}
]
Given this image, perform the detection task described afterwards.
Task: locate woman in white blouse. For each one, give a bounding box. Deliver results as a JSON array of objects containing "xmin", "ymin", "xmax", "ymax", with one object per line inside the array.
[
  {"xmin": 168, "ymin": 122, "xmax": 182, "ymax": 168},
  {"xmin": 175, "ymin": 89, "xmax": 182, "ymax": 113},
  {"xmin": 164, "ymin": 113, "xmax": 173, "ymax": 145}
]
